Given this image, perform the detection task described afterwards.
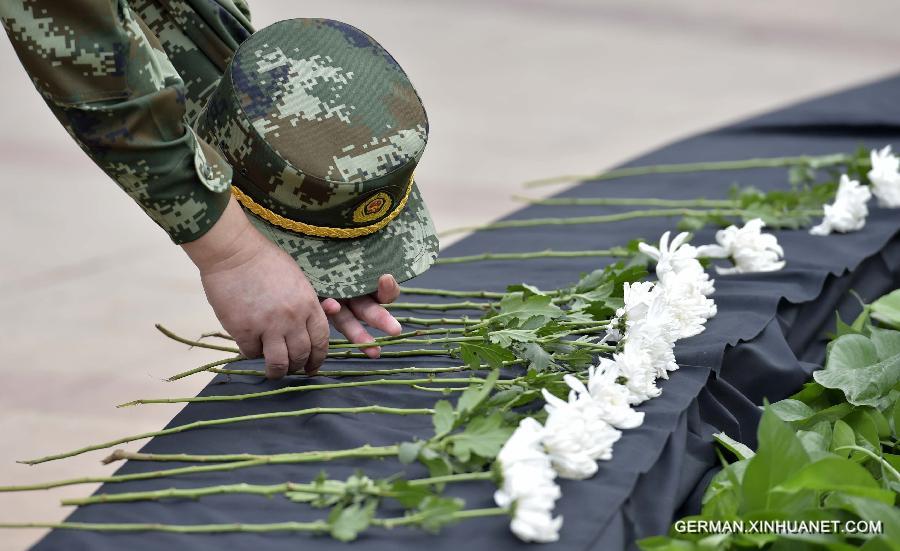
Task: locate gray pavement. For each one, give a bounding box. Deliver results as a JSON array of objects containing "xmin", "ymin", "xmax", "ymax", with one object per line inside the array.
[{"xmin": 2, "ymin": 1, "xmax": 900, "ymax": 548}]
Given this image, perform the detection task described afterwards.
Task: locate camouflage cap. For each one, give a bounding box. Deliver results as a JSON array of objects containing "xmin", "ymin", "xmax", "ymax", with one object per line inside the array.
[{"xmin": 195, "ymin": 18, "xmax": 438, "ymax": 298}]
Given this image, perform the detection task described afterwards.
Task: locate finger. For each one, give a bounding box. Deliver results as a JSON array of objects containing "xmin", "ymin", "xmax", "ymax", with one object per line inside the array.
[
  {"xmin": 285, "ymin": 330, "xmax": 311, "ymax": 375},
  {"xmin": 329, "ymin": 304, "xmax": 381, "ymax": 359},
  {"xmin": 373, "ymin": 274, "xmax": 400, "ymax": 304},
  {"xmin": 320, "ymin": 297, "xmax": 341, "ymax": 316},
  {"xmin": 233, "ymin": 334, "xmax": 262, "ymax": 360},
  {"xmin": 305, "ymin": 313, "xmax": 331, "ymax": 374},
  {"xmin": 262, "ymin": 335, "xmax": 290, "ymax": 380},
  {"xmin": 349, "ymin": 295, "xmax": 402, "ymax": 336}
]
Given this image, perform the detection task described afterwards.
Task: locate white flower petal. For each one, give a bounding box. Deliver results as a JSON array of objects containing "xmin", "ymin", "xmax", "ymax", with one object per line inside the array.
[{"xmin": 810, "ymin": 174, "xmax": 871, "ymax": 235}]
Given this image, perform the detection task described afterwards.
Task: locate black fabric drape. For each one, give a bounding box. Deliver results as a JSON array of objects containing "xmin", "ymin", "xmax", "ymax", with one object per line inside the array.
[{"xmin": 34, "ymin": 75, "xmax": 900, "ymax": 551}]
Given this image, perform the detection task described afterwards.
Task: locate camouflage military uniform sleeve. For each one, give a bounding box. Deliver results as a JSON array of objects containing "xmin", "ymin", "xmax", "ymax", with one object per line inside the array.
[{"xmin": 0, "ymin": 0, "xmax": 233, "ymax": 244}]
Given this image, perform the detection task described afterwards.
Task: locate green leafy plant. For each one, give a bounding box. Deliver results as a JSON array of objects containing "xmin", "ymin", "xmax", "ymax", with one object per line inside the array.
[{"xmin": 640, "ymin": 288, "xmax": 900, "ymax": 551}]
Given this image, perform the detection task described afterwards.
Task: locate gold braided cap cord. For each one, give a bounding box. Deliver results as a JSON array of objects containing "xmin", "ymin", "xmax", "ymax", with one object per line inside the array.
[{"xmin": 230, "ymin": 175, "xmax": 413, "ymax": 239}]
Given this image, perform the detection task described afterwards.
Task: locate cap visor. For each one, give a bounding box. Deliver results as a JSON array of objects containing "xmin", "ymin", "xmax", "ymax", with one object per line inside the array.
[{"xmin": 246, "ymin": 183, "xmax": 439, "ymax": 298}]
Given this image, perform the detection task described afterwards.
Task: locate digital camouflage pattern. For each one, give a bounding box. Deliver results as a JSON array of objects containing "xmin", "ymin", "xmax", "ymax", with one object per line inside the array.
[
  {"xmin": 2, "ymin": 5, "xmax": 438, "ymax": 297},
  {"xmin": 0, "ymin": 0, "xmax": 252, "ymax": 243},
  {"xmin": 195, "ymin": 18, "xmax": 438, "ymax": 297},
  {"xmin": 194, "ymin": 19, "xmax": 429, "ymax": 228},
  {"xmin": 250, "ymin": 186, "xmax": 438, "ymax": 298}
]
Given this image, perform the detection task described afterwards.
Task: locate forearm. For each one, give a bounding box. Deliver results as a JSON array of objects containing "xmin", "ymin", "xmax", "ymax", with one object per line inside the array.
[{"xmin": 181, "ymin": 195, "xmax": 267, "ymax": 274}]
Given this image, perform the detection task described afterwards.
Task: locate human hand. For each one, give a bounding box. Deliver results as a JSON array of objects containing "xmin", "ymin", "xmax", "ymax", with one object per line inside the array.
[
  {"xmin": 328, "ymin": 274, "xmax": 403, "ymax": 358},
  {"xmin": 182, "ymin": 197, "xmax": 335, "ymax": 378}
]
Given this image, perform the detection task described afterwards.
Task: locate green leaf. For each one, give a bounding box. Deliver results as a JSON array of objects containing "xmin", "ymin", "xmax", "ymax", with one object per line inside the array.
[
  {"xmin": 774, "ymin": 456, "xmax": 894, "ymax": 504},
  {"xmin": 713, "ymin": 432, "xmax": 755, "ymax": 460},
  {"xmin": 871, "ymin": 327, "xmax": 900, "ymax": 360},
  {"xmin": 798, "ymin": 402, "xmax": 853, "ymax": 429},
  {"xmin": 770, "ymin": 399, "xmax": 817, "ymax": 423},
  {"xmin": 813, "ymin": 334, "xmax": 900, "ymax": 408},
  {"xmin": 868, "ymin": 407, "xmax": 891, "ymax": 439},
  {"xmin": 832, "ymin": 309, "xmax": 870, "ymax": 339},
  {"xmin": 676, "ymin": 214, "xmax": 707, "ymax": 232},
  {"xmin": 574, "ymin": 269, "xmax": 610, "ymax": 294},
  {"xmin": 844, "ymin": 409, "xmax": 882, "ymax": 451},
  {"xmin": 432, "ymin": 400, "xmax": 455, "ymax": 436},
  {"xmin": 830, "ymin": 419, "xmax": 856, "ymax": 458},
  {"xmin": 458, "ymin": 342, "xmax": 514, "ymax": 371},
  {"xmin": 515, "ymin": 342, "xmax": 555, "ymax": 372},
  {"xmin": 416, "ymin": 496, "xmax": 465, "ymax": 533},
  {"xmin": 825, "ymin": 493, "xmax": 900, "ymax": 543},
  {"xmin": 741, "ymin": 407, "xmax": 810, "ymax": 514},
  {"xmin": 418, "ymin": 449, "xmax": 452, "ymax": 478},
  {"xmin": 455, "ymin": 369, "xmax": 499, "ymax": 415},
  {"xmin": 398, "ymin": 441, "xmax": 424, "ymax": 464},
  {"xmin": 789, "ymin": 381, "xmax": 828, "ymax": 405},
  {"xmin": 796, "ymin": 429, "xmax": 831, "ymax": 460},
  {"xmin": 389, "ymin": 480, "xmax": 432, "ymax": 509},
  {"xmin": 637, "ymin": 536, "xmax": 699, "ymax": 550},
  {"xmin": 701, "ymin": 459, "xmax": 748, "ymax": 518},
  {"xmin": 448, "ymin": 413, "xmax": 514, "ymax": 463},
  {"xmin": 892, "ymin": 398, "xmax": 900, "ymax": 439},
  {"xmin": 871, "ymin": 289, "xmax": 900, "ymax": 330},
  {"xmin": 496, "ymin": 293, "xmax": 563, "ymax": 326},
  {"xmin": 328, "ymin": 499, "xmax": 376, "ymax": 542},
  {"xmin": 506, "ymin": 283, "xmax": 547, "ymax": 297},
  {"xmin": 488, "ymin": 329, "xmax": 537, "ymax": 347}
]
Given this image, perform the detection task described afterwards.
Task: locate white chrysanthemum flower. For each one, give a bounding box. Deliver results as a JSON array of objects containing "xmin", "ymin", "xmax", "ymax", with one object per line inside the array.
[
  {"xmin": 615, "ymin": 280, "xmax": 657, "ymax": 324},
  {"xmin": 638, "ymin": 231, "xmax": 701, "ymax": 277},
  {"xmin": 494, "ymin": 418, "xmax": 563, "ymax": 542},
  {"xmin": 809, "ymin": 174, "xmax": 873, "ymax": 236},
  {"xmin": 567, "ymin": 369, "xmax": 644, "ymax": 429},
  {"xmin": 867, "ymin": 145, "xmax": 900, "ymax": 208},
  {"xmin": 541, "ymin": 389, "xmax": 622, "ymax": 479},
  {"xmin": 600, "ymin": 349, "xmax": 661, "ymax": 405},
  {"xmin": 695, "ymin": 218, "xmax": 785, "ymax": 275},
  {"xmin": 608, "ymin": 281, "xmax": 661, "ymax": 341},
  {"xmin": 625, "ymin": 292, "xmax": 679, "ymax": 377},
  {"xmin": 658, "ymin": 269, "xmax": 717, "ymax": 339},
  {"xmin": 641, "ymin": 230, "xmax": 716, "ymax": 297}
]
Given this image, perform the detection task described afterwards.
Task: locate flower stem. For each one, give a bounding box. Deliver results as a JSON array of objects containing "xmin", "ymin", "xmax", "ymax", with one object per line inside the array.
[
  {"xmin": 386, "ymin": 301, "xmax": 492, "ymax": 311},
  {"xmin": 328, "ymin": 327, "xmax": 469, "ymax": 346},
  {"xmin": 117, "ymin": 377, "xmax": 509, "ymax": 407},
  {"xmin": 439, "ymin": 208, "xmax": 747, "ymax": 237},
  {"xmin": 63, "ymin": 471, "xmax": 495, "ymax": 506},
  {"xmin": 327, "ymin": 349, "xmax": 452, "ymax": 359},
  {"xmin": 399, "ymin": 287, "xmax": 507, "ymax": 299},
  {"xmin": 0, "ymin": 508, "xmax": 509, "ymax": 534},
  {"xmin": 156, "ymin": 324, "xmax": 240, "ymax": 353},
  {"xmin": 329, "ymin": 335, "xmax": 483, "ymax": 350},
  {"xmin": 435, "ymin": 249, "xmax": 627, "ymax": 264},
  {"xmin": 21, "ymin": 406, "xmax": 432, "ymax": 465},
  {"xmin": 200, "ymin": 331, "xmax": 233, "ymax": 341},
  {"xmin": 166, "ymin": 349, "xmax": 455, "ymax": 381},
  {"xmin": 833, "ymin": 446, "xmax": 900, "ymax": 482},
  {"xmin": 0, "ymin": 446, "xmax": 401, "ymax": 492},
  {"xmin": 513, "ymin": 195, "xmax": 736, "ymax": 208},
  {"xmin": 210, "ymin": 366, "xmax": 472, "ymax": 378},
  {"xmin": 211, "ymin": 360, "xmax": 520, "ymax": 379},
  {"xmin": 0, "ymin": 521, "xmax": 330, "ymax": 534},
  {"xmin": 522, "ymin": 153, "xmax": 854, "ymax": 188},
  {"xmin": 167, "ymin": 356, "xmax": 243, "ymax": 381},
  {"xmin": 393, "ymin": 316, "xmax": 480, "ymax": 326},
  {"xmin": 376, "ymin": 507, "xmax": 507, "ymax": 529}
]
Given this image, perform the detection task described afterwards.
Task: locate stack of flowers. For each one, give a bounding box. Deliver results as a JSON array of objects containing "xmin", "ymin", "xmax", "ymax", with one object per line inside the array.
[{"xmin": 493, "ymin": 230, "xmax": 720, "ymax": 540}]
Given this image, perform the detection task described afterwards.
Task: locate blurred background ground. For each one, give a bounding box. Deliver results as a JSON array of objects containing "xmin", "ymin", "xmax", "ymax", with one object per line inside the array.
[{"xmin": 2, "ymin": 0, "xmax": 900, "ymax": 548}]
